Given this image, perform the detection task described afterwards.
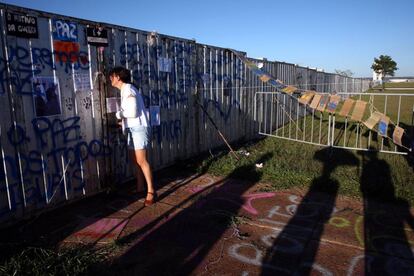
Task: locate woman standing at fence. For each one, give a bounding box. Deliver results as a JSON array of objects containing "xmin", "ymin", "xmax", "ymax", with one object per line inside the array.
[{"xmin": 109, "ymin": 66, "xmax": 156, "ymax": 206}]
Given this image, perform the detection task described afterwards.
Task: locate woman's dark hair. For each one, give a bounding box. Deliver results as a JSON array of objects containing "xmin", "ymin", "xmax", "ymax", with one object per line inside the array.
[{"xmin": 109, "ymin": 66, "xmax": 131, "ymax": 83}]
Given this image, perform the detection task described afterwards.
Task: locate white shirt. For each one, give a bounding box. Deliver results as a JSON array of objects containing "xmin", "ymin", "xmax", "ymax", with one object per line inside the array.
[{"xmin": 116, "ymin": 83, "xmax": 149, "ymax": 129}]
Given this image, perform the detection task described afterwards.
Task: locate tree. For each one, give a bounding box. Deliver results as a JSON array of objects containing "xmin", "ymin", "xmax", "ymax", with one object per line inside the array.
[
  {"xmin": 334, "ymin": 69, "xmax": 353, "ymax": 77},
  {"xmin": 371, "ymin": 55, "xmax": 398, "ymax": 90}
]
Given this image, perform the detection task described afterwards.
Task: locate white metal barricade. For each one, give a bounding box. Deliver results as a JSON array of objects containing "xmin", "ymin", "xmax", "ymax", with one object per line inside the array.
[{"xmin": 255, "ymin": 91, "xmax": 414, "ymax": 155}]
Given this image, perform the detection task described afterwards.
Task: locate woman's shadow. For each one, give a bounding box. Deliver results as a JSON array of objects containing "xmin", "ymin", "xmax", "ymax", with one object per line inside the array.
[
  {"xmin": 359, "ymin": 149, "xmax": 414, "ymax": 275},
  {"xmin": 260, "ymin": 147, "xmax": 359, "ymax": 275},
  {"xmin": 108, "ymin": 152, "xmax": 274, "ymax": 275}
]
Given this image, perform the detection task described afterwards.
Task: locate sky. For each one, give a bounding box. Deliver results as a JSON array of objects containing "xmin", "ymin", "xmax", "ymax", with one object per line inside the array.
[{"xmin": 1, "ymin": 0, "xmax": 413, "ymax": 77}]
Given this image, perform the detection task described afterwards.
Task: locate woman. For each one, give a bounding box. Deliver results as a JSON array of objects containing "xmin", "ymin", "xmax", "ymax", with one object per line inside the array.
[{"xmin": 109, "ymin": 66, "xmax": 156, "ymax": 206}]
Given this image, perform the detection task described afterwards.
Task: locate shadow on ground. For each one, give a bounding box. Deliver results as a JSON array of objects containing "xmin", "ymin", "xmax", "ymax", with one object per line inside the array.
[{"xmin": 105, "ymin": 152, "xmax": 273, "ymax": 275}]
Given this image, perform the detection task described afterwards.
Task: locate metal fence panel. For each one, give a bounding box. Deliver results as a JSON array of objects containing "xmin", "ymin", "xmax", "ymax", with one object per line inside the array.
[
  {"xmin": 0, "ymin": 3, "xmax": 372, "ymax": 226},
  {"xmin": 256, "ymin": 91, "xmax": 414, "ymax": 155}
]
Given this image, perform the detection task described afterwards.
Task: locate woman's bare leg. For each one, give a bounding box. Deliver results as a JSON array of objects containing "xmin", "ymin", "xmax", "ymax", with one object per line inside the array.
[
  {"xmin": 129, "ymin": 150, "xmax": 146, "ymax": 192},
  {"xmin": 133, "ymin": 149, "xmax": 155, "ymax": 201}
]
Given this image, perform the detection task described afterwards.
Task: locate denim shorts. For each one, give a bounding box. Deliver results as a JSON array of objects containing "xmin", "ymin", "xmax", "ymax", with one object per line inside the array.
[{"xmin": 125, "ymin": 126, "xmax": 150, "ymax": 150}]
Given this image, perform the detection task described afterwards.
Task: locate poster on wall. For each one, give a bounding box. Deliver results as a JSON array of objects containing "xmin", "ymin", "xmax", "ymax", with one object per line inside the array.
[
  {"xmin": 73, "ymin": 71, "xmax": 91, "ymax": 91},
  {"xmin": 158, "ymin": 57, "xmax": 172, "ymax": 72},
  {"xmin": 150, "ymin": 105, "xmax": 161, "ymax": 126},
  {"xmin": 6, "ymin": 12, "xmax": 38, "ymax": 38},
  {"xmin": 32, "ymin": 77, "xmax": 62, "ymax": 117},
  {"xmin": 106, "ymin": 97, "xmax": 120, "ymax": 113},
  {"xmin": 86, "ymin": 26, "xmax": 108, "ymax": 46}
]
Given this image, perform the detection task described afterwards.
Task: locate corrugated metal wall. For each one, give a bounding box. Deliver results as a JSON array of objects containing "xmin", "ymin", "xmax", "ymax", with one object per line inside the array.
[{"xmin": 0, "ymin": 4, "xmax": 371, "ymax": 226}]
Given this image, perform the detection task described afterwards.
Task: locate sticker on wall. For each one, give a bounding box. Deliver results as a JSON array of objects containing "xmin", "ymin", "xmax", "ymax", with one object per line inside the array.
[
  {"xmin": 74, "ymin": 71, "xmax": 91, "ymax": 92},
  {"xmin": 158, "ymin": 57, "xmax": 172, "ymax": 72},
  {"xmin": 32, "ymin": 77, "xmax": 62, "ymax": 117},
  {"xmin": 150, "ymin": 105, "xmax": 161, "ymax": 126},
  {"xmin": 52, "ymin": 19, "xmax": 78, "ymax": 42},
  {"xmin": 6, "ymin": 12, "xmax": 38, "ymax": 38},
  {"xmin": 86, "ymin": 26, "xmax": 108, "ymax": 46}
]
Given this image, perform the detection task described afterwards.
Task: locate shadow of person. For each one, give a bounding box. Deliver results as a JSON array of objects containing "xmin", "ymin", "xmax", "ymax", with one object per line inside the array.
[
  {"xmin": 260, "ymin": 147, "xmax": 358, "ymax": 275},
  {"xmin": 108, "ymin": 152, "xmax": 273, "ymax": 275},
  {"xmin": 398, "ymin": 122, "xmax": 414, "ymax": 172},
  {"xmin": 359, "ymin": 149, "xmax": 414, "ymax": 274}
]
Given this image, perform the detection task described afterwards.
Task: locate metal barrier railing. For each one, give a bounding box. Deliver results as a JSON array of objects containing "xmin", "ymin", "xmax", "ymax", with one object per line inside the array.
[{"xmin": 255, "ymin": 91, "xmax": 414, "ymax": 155}]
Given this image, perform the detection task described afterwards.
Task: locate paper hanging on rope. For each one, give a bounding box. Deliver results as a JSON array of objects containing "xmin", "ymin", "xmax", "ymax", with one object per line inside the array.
[
  {"xmin": 150, "ymin": 105, "xmax": 161, "ymax": 126},
  {"xmin": 298, "ymin": 91, "xmax": 315, "ymax": 105},
  {"xmin": 32, "ymin": 76, "xmax": 62, "ymax": 117},
  {"xmin": 339, "ymin": 98, "xmax": 355, "ymax": 117},
  {"xmin": 74, "ymin": 71, "xmax": 91, "ymax": 91},
  {"xmin": 326, "ymin": 95, "xmax": 341, "ymax": 113},
  {"xmin": 231, "ymin": 50, "xmax": 285, "ymax": 90},
  {"xmin": 316, "ymin": 94, "xmax": 330, "ymax": 112},
  {"xmin": 309, "ymin": 94, "xmax": 322, "ymax": 110},
  {"xmin": 392, "ymin": 126, "xmax": 404, "ymax": 146},
  {"xmin": 351, "ymin": 100, "xmax": 367, "ymax": 122},
  {"xmin": 281, "ymin": 85, "xmax": 297, "ymax": 95},
  {"xmin": 378, "ymin": 116, "xmax": 390, "ymax": 136},
  {"xmin": 363, "ymin": 111, "xmax": 382, "ymax": 130},
  {"xmin": 260, "ymin": 74, "xmax": 271, "ymax": 82},
  {"xmin": 106, "ymin": 97, "xmax": 120, "ymax": 113}
]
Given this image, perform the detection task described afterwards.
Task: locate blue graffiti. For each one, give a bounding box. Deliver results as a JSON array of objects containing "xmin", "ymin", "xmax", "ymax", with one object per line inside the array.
[
  {"xmin": 203, "ymin": 98, "xmax": 241, "ymax": 123},
  {"xmin": 32, "ymin": 116, "xmax": 81, "ymax": 148},
  {"xmin": 118, "ymin": 42, "xmax": 195, "ymax": 88},
  {"xmin": 0, "ymin": 45, "xmax": 89, "ymax": 95},
  {"xmin": 0, "ymin": 115, "xmax": 115, "ymax": 217},
  {"xmin": 0, "ymin": 167, "xmax": 86, "ymax": 216},
  {"xmin": 7, "ymin": 124, "xmax": 31, "ymax": 146},
  {"xmin": 52, "ymin": 19, "xmax": 78, "ymax": 42},
  {"xmin": 152, "ymin": 119, "xmax": 182, "ymax": 145},
  {"xmin": 149, "ymin": 89, "xmax": 188, "ymax": 109}
]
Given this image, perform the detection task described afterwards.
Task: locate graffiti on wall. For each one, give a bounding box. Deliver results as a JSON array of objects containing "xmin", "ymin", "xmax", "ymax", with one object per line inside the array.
[
  {"xmin": 0, "ymin": 116, "xmax": 110, "ymax": 218},
  {"xmin": 0, "ymin": 44, "xmax": 89, "ymax": 96}
]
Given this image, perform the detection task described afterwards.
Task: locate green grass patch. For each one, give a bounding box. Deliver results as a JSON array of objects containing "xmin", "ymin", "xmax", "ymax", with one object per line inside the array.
[
  {"xmin": 381, "ymin": 82, "xmax": 414, "ymax": 89},
  {"xmin": 200, "ymin": 137, "xmax": 414, "ymax": 205},
  {"xmin": 0, "ymin": 245, "xmax": 112, "ymax": 276}
]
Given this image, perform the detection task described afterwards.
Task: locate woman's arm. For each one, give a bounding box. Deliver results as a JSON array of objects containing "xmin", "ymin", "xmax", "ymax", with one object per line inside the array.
[{"xmin": 116, "ymin": 95, "xmax": 139, "ymax": 119}]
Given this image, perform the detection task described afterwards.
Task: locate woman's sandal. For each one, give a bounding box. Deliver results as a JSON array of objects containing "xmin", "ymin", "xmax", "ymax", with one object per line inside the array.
[{"xmin": 144, "ymin": 192, "xmax": 157, "ymax": 207}]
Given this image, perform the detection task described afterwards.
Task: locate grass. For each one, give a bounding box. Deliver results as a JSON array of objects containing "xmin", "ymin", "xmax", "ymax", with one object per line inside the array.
[
  {"xmin": 200, "ymin": 137, "xmax": 414, "ymax": 204},
  {"xmin": 373, "ymin": 82, "xmax": 414, "ymax": 89},
  {"xmin": 0, "ymin": 245, "xmax": 113, "ymax": 276},
  {"xmin": 200, "ymin": 83, "xmax": 414, "ymax": 205}
]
